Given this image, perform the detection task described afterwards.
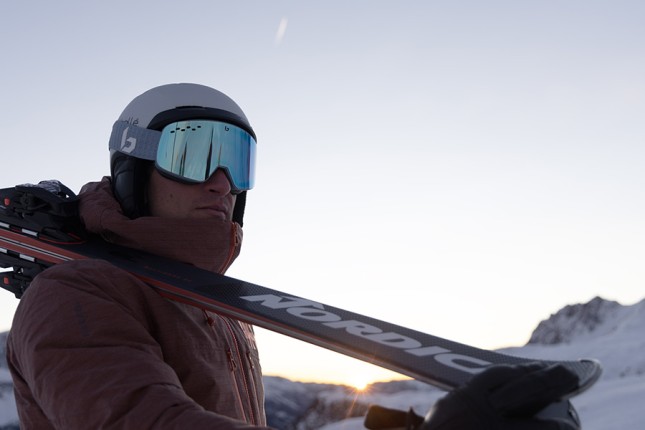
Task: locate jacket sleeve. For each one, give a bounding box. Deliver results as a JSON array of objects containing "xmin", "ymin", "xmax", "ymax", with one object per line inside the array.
[{"xmin": 7, "ymin": 259, "xmax": 273, "ymax": 430}]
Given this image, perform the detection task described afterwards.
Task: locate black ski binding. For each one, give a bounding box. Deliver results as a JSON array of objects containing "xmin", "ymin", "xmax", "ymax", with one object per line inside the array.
[
  {"xmin": 0, "ymin": 180, "xmax": 83, "ymax": 242},
  {"xmin": 0, "ymin": 180, "xmax": 84, "ymax": 298}
]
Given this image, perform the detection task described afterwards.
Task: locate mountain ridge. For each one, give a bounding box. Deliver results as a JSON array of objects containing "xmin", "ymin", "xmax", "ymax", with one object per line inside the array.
[{"xmin": 529, "ymin": 296, "xmax": 626, "ymax": 345}]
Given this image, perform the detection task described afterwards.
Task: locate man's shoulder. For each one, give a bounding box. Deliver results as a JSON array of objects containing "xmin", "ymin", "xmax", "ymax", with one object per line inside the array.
[
  {"xmin": 23, "ymin": 258, "xmax": 149, "ymax": 303},
  {"xmin": 36, "ymin": 258, "xmax": 134, "ymax": 284},
  {"xmin": 11, "ymin": 258, "xmax": 164, "ymax": 335}
]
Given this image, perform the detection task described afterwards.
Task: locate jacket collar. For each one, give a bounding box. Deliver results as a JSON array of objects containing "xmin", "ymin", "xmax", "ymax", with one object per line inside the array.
[{"xmin": 78, "ymin": 177, "xmax": 242, "ymax": 273}]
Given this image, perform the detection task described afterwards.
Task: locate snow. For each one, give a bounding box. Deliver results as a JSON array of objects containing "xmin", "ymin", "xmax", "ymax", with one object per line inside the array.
[{"xmin": 2, "ymin": 296, "xmax": 644, "ymax": 429}]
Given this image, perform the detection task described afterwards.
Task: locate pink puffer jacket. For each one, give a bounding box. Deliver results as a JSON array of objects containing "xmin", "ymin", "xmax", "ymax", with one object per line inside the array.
[{"xmin": 7, "ymin": 178, "xmax": 271, "ymax": 429}]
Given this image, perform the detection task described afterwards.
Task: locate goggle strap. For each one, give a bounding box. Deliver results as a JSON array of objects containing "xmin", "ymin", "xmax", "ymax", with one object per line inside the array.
[{"xmin": 108, "ymin": 121, "xmax": 161, "ymax": 161}]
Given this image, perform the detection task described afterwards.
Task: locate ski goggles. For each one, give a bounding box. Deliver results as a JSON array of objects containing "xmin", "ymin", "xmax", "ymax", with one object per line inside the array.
[
  {"xmin": 155, "ymin": 120, "xmax": 256, "ymax": 192},
  {"xmin": 109, "ymin": 119, "xmax": 256, "ymax": 192}
]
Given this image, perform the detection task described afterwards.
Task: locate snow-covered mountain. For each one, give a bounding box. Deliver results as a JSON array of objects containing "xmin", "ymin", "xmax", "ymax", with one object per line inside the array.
[
  {"xmin": 1, "ymin": 296, "xmax": 644, "ymax": 429},
  {"xmin": 529, "ymin": 296, "xmax": 624, "ymax": 345}
]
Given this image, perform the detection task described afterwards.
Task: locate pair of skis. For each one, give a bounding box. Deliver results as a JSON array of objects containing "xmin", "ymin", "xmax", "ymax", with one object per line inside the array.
[{"xmin": 0, "ymin": 181, "xmax": 601, "ymax": 399}]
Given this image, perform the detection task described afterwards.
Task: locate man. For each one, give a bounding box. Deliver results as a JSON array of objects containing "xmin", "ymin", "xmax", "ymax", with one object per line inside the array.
[
  {"xmin": 8, "ymin": 83, "xmax": 271, "ymax": 428},
  {"xmin": 7, "ymin": 83, "xmax": 579, "ymax": 429}
]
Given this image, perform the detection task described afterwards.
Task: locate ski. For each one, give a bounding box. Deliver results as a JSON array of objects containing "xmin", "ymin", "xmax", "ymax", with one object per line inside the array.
[{"xmin": 0, "ymin": 181, "xmax": 602, "ymax": 396}]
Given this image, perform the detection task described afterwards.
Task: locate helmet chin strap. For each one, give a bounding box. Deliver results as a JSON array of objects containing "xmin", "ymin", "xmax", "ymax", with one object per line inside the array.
[{"xmin": 232, "ymin": 191, "xmax": 246, "ymax": 227}]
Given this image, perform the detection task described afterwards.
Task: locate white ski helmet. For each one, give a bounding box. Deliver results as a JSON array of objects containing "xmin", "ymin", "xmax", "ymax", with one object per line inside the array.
[{"xmin": 108, "ymin": 83, "xmax": 256, "ymax": 225}]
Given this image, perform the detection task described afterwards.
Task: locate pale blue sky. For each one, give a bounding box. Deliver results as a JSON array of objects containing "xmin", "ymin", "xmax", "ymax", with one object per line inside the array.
[{"xmin": 1, "ymin": 1, "xmax": 644, "ymax": 385}]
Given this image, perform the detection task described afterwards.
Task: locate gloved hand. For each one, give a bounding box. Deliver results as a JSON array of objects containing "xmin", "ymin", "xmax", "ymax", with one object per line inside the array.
[{"xmin": 418, "ymin": 362, "xmax": 581, "ymax": 430}]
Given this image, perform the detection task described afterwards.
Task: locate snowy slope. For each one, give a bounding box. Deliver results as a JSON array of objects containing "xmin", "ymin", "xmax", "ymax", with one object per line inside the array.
[
  {"xmin": 501, "ymin": 296, "xmax": 645, "ymax": 430},
  {"xmin": 1, "ymin": 296, "xmax": 644, "ymax": 429}
]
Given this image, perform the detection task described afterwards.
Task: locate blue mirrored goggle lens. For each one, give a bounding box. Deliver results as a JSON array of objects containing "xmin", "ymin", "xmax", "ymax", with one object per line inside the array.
[{"xmin": 156, "ymin": 120, "xmax": 256, "ymax": 191}]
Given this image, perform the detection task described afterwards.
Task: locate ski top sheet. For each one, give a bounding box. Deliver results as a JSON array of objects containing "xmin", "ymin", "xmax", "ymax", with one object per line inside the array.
[
  {"xmin": 0, "ymin": 185, "xmax": 602, "ymax": 397},
  {"xmin": 0, "ymin": 223, "xmax": 601, "ymax": 396}
]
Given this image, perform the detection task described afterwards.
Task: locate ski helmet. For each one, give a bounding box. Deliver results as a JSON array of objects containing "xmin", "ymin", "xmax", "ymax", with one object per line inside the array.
[{"xmin": 108, "ymin": 83, "xmax": 256, "ymax": 225}]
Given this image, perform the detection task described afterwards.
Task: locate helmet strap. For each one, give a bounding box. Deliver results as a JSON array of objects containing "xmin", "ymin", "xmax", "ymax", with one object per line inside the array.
[{"xmin": 232, "ymin": 191, "xmax": 246, "ymax": 227}]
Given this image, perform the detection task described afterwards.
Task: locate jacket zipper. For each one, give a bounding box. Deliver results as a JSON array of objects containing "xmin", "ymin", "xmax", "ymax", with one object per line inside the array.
[
  {"xmin": 204, "ymin": 309, "xmax": 258, "ymax": 425},
  {"xmin": 220, "ymin": 315, "xmax": 259, "ymax": 426}
]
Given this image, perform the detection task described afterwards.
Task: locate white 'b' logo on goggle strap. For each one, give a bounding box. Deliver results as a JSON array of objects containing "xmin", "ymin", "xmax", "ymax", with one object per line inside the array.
[{"xmin": 120, "ymin": 127, "xmax": 137, "ymax": 153}]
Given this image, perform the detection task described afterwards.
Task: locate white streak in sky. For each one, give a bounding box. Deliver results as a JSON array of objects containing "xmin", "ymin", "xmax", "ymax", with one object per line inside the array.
[{"xmin": 275, "ymin": 17, "xmax": 288, "ymax": 46}]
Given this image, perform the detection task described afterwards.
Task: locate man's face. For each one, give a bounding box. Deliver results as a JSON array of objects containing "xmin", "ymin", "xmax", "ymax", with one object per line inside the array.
[{"xmin": 147, "ymin": 168, "xmax": 237, "ymax": 221}]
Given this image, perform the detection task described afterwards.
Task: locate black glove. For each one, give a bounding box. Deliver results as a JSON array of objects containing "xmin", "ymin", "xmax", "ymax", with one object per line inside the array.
[{"xmin": 418, "ymin": 362, "xmax": 581, "ymax": 430}]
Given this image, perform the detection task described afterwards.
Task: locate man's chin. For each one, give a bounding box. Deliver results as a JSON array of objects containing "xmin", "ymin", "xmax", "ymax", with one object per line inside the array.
[{"xmin": 193, "ymin": 208, "xmax": 230, "ymax": 221}]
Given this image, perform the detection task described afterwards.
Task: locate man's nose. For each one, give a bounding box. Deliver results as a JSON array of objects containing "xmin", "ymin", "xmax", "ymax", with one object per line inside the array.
[{"xmin": 204, "ymin": 169, "xmax": 232, "ymax": 195}]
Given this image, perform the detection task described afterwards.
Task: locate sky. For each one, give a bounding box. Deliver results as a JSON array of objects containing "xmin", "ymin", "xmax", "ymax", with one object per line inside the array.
[{"xmin": 1, "ymin": 1, "xmax": 644, "ymax": 387}]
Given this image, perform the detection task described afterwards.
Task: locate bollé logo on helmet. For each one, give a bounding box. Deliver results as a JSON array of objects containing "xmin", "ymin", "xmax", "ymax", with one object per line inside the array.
[
  {"xmin": 241, "ymin": 294, "xmax": 492, "ymax": 375},
  {"xmin": 120, "ymin": 127, "xmax": 137, "ymax": 153}
]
